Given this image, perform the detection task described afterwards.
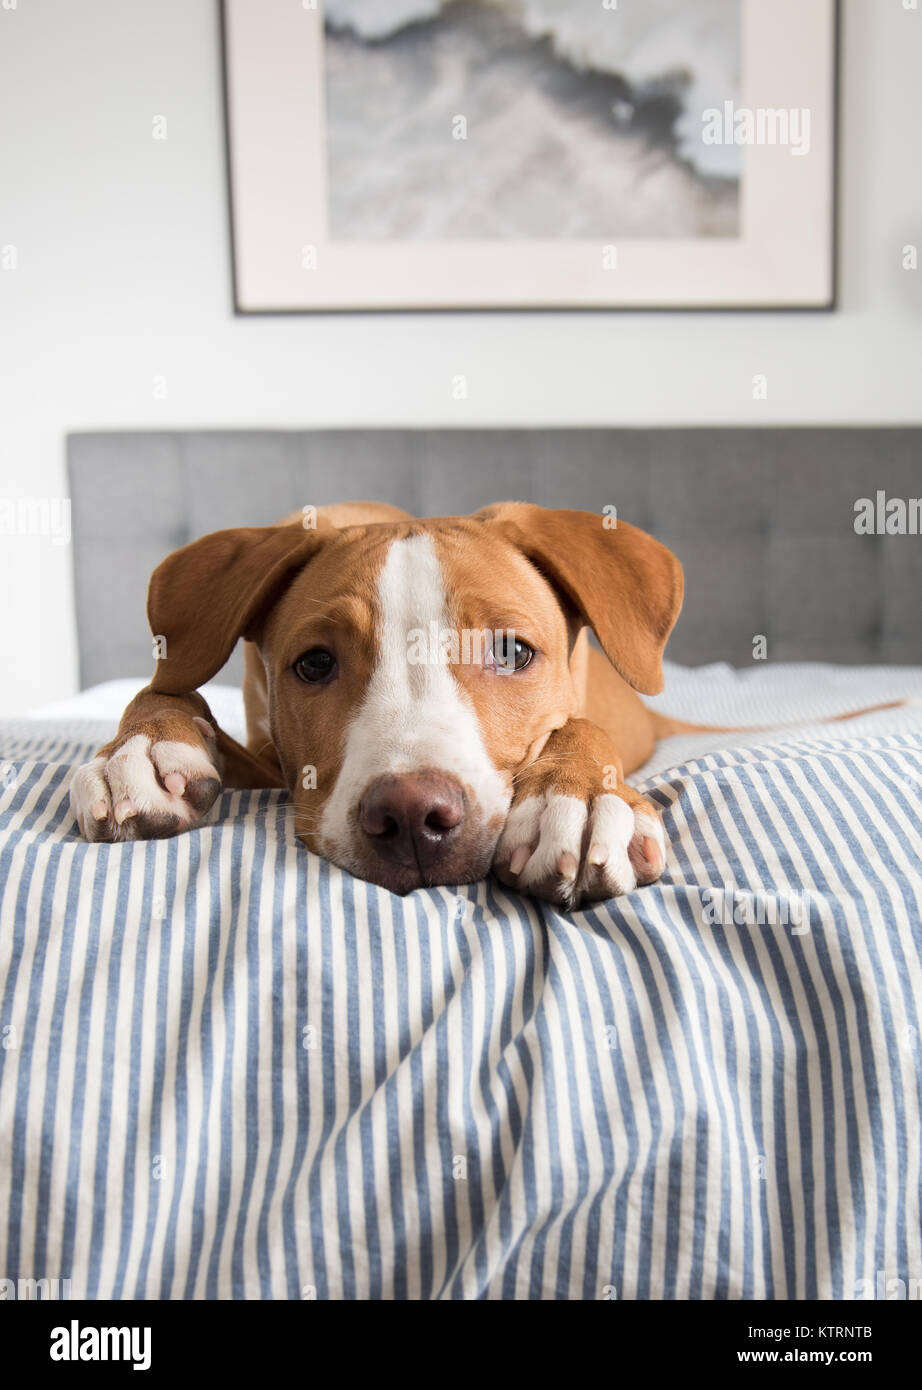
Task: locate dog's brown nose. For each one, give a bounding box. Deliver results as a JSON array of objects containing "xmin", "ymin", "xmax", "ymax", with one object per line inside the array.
[{"xmin": 359, "ymin": 773, "xmax": 465, "ymax": 870}]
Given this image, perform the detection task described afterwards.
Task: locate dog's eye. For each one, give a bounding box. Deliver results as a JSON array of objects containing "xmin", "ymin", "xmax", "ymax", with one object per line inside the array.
[
  {"xmin": 491, "ymin": 636, "xmax": 534, "ymax": 672},
  {"xmin": 293, "ymin": 648, "xmax": 337, "ymax": 684}
]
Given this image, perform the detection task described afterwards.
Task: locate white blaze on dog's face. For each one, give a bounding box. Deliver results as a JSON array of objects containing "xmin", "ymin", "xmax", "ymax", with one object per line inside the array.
[
  {"xmin": 317, "ymin": 535, "xmax": 508, "ymax": 883},
  {"xmin": 262, "ymin": 522, "xmax": 577, "ymax": 894}
]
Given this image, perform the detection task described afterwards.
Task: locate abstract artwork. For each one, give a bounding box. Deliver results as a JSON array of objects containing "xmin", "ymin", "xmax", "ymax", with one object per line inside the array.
[
  {"xmin": 223, "ymin": 0, "xmax": 836, "ymax": 309},
  {"xmin": 324, "ymin": 0, "xmax": 741, "ymax": 241}
]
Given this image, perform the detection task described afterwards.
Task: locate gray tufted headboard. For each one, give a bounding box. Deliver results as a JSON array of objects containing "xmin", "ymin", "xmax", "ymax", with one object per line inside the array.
[{"xmin": 67, "ymin": 428, "xmax": 922, "ymax": 688}]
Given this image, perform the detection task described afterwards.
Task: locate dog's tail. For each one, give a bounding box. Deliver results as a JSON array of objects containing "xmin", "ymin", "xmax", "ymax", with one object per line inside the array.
[{"xmin": 650, "ymin": 699, "xmax": 907, "ymax": 740}]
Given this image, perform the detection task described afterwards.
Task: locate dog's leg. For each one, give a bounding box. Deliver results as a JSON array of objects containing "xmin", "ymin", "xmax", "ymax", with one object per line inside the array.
[
  {"xmin": 569, "ymin": 631, "xmax": 659, "ymax": 775},
  {"xmin": 492, "ymin": 718, "xmax": 665, "ymax": 910},
  {"xmin": 70, "ymin": 686, "xmax": 282, "ymax": 843}
]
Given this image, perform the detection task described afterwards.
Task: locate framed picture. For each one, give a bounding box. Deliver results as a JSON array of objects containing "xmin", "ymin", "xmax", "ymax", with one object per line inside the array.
[{"xmin": 221, "ymin": 0, "xmax": 837, "ymax": 312}]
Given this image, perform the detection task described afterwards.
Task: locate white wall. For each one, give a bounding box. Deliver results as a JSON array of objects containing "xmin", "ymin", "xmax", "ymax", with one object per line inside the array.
[{"xmin": 0, "ymin": 0, "xmax": 920, "ymax": 717}]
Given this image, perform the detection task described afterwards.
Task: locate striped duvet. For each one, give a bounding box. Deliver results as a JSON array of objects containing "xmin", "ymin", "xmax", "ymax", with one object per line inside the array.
[{"xmin": 2, "ymin": 695, "xmax": 921, "ymax": 1299}]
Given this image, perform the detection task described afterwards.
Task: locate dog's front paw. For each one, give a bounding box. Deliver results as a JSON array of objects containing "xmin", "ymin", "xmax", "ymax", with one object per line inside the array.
[
  {"xmin": 491, "ymin": 720, "xmax": 665, "ymax": 909},
  {"xmin": 70, "ymin": 717, "xmax": 222, "ymax": 842},
  {"xmin": 493, "ymin": 790, "xmax": 664, "ymax": 909}
]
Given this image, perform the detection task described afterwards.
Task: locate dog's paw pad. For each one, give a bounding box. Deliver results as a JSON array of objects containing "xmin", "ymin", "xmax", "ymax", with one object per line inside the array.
[{"xmin": 628, "ymin": 806, "xmax": 666, "ymax": 884}]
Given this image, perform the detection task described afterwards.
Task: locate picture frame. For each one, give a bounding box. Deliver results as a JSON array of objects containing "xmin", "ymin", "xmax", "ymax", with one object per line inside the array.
[{"xmin": 221, "ymin": 0, "xmax": 838, "ymax": 312}]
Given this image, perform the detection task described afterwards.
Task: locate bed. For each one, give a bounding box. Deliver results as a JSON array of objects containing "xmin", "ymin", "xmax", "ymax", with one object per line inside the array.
[{"xmin": 2, "ymin": 428, "xmax": 921, "ymax": 1300}]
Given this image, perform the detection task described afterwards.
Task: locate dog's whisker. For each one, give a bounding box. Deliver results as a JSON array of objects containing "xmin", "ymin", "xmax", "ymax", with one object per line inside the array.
[{"xmin": 511, "ymin": 752, "xmax": 585, "ymax": 783}]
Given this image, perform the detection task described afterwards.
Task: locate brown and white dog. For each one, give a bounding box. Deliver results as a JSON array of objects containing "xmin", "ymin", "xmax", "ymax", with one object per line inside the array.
[{"xmin": 69, "ymin": 502, "xmax": 696, "ymax": 906}]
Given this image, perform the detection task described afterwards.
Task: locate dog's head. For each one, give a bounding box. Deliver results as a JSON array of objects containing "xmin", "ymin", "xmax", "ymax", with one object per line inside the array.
[{"xmin": 146, "ymin": 504, "xmax": 682, "ymax": 893}]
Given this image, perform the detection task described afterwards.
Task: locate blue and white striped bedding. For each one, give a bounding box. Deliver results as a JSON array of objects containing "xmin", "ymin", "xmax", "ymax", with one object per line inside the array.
[{"xmin": 2, "ymin": 665, "xmax": 922, "ymax": 1300}]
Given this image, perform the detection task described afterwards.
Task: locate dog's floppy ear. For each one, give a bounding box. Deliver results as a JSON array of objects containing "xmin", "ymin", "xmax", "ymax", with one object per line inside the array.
[
  {"xmin": 147, "ymin": 523, "xmax": 332, "ymax": 695},
  {"xmin": 477, "ymin": 503, "xmax": 683, "ymax": 694}
]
